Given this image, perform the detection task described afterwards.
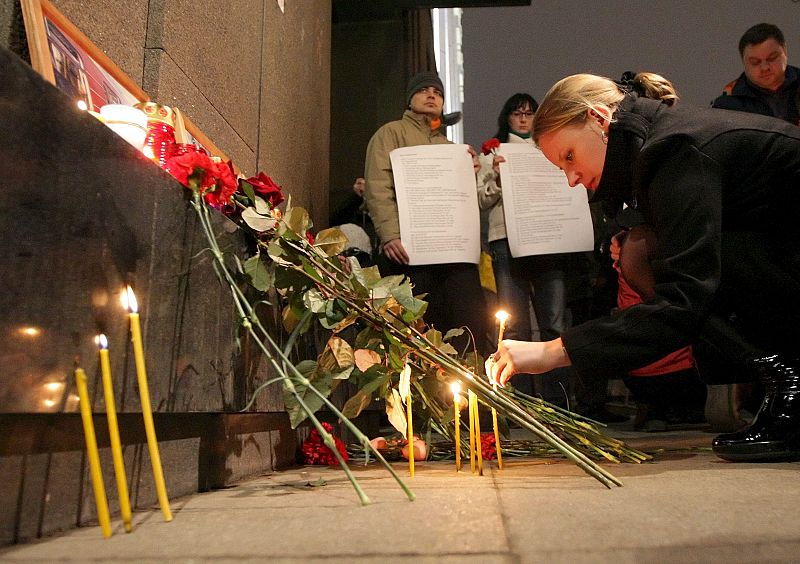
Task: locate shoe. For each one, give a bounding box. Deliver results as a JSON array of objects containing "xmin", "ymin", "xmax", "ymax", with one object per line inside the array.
[{"xmin": 712, "ymin": 355, "xmax": 800, "ymax": 462}]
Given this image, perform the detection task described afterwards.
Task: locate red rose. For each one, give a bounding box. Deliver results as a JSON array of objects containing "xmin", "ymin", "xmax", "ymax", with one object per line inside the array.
[
  {"xmin": 305, "ymin": 231, "xmax": 315, "ymax": 245},
  {"xmin": 481, "ymin": 137, "xmax": 501, "ymax": 156},
  {"xmin": 243, "ymin": 172, "xmax": 285, "ymax": 208}
]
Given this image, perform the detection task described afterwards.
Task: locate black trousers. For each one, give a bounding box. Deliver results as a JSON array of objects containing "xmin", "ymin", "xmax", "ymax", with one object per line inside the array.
[
  {"xmin": 695, "ymin": 231, "xmax": 800, "ymax": 384},
  {"xmin": 390, "ymin": 262, "xmax": 489, "ymax": 355}
]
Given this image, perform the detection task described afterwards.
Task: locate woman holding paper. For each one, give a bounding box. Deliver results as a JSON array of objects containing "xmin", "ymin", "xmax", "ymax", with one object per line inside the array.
[
  {"xmin": 487, "ymin": 72, "xmax": 800, "ymax": 462},
  {"xmin": 477, "ymin": 93, "xmax": 571, "ymax": 401}
]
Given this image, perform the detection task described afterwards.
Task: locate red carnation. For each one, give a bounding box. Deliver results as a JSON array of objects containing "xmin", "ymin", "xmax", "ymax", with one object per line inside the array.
[
  {"xmin": 244, "ymin": 172, "xmax": 285, "ymax": 208},
  {"xmin": 301, "ymin": 422, "xmax": 349, "ymax": 466},
  {"xmin": 481, "ymin": 137, "xmax": 501, "ymax": 156},
  {"xmin": 166, "ymin": 152, "xmax": 238, "ymax": 208},
  {"xmin": 305, "ymin": 231, "xmax": 315, "ymax": 245},
  {"xmin": 166, "ymin": 151, "xmax": 217, "ymax": 190},
  {"xmin": 480, "ymin": 432, "xmax": 497, "ymax": 461}
]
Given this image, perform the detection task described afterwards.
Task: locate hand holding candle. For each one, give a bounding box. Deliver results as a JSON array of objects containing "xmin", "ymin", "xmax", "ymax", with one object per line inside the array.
[
  {"xmin": 491, "ymin": 310, "xmax": 509, "ymax": 469},
  {"xmin": 122, "ymin": 286, "xmax": 172, "ymax": 522}
]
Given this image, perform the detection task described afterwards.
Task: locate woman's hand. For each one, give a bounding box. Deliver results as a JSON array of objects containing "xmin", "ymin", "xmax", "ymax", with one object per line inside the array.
[
  {"xmin": 492, "ymin": 154, "xmax": 506, "ymax": 175},
  {"xmin": 383, "ymin": 238, "xmax": 409, "ymax": 264},
  {"xmin": 485, "ymin": 338, "xmax": 571, "ymax": 387},
  {"xmin": 467, "ymin": 146, "xmax": 481, "ymax": 174}
]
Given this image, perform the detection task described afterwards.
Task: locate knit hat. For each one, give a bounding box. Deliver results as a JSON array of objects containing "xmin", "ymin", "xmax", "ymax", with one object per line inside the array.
[{"xmin": 406, "ymin": 71, "xmax": 445, "ymax": 107}]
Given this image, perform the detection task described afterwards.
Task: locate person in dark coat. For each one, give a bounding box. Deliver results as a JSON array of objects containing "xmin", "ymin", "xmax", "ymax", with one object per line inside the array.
[
  {"xmin": 711, "ymin": 23, "xmax": 800, "ymax": 125},
  {"xmin": 487, "ymin": 72, "xmax": 800, "ymax": 462}
]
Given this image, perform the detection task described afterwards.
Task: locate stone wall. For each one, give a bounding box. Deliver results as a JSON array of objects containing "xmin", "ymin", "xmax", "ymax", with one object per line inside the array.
[{"xmin": 2, "ymin": 0, "xmax": 331, "ymax": 230}]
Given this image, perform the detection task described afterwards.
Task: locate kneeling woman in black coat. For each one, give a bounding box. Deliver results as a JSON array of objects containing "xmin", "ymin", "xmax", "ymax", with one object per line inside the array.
[{"xmin": 487, "ymin": 72, "xmax": 800, "ymax": 462}]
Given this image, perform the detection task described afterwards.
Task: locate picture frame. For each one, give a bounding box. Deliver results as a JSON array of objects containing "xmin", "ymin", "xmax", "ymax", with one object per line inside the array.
[
  {"xmin": 21, "ymin": 0, "xmax": 149, "ymax": 111},
  {"xmin": 20, "ymin": 0, "xmax": 233, "ymax": 166}
]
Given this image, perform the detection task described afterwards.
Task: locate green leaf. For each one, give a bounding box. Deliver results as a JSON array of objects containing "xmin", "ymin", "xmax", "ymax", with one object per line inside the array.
[
  {"xmin": 254, "ymin": 195, "xmax": 271, "ymax": 215},
  {"xmin": 242, "ymin": 207, "xmax": 274, "ymax": 232},
  {"xmin": 303, "ymin": 288, "xmax": 327, "ymax": 314},
  {"xmin": 282, "ymin": 360, "xmax": 334, "ymax": 428},
  {"xmin": 282, "ymin": 207, "xmax": 310, "ymax": 238},
  {"xmin": 243, "ymin": 254, "xmax": 273, "ymax": 292},
  {"xmin": 341, "ymin": 372, "xmax": 389, "ymax": 419},
  {"xmin": 240, "ymin": 179, "xmax": 256, "ymax": 203},
  {"xmin": 391, "ymin": 282, "xmax": 428, "ymax": 322},
  {"xmin": 443, "ymin": 328, "xmax": 465, "ymax": 342},
  {"xmin": 385, "ymin": 388, "xmax": 408, "ymax": 438},
  {"xmin": 313, "ymin": 227, "xmax": 348, "ymax": 257}
]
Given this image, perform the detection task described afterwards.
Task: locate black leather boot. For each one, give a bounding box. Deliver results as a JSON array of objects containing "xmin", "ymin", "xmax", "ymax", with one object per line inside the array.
[{"xmin": 712, "ymin": 355, "xmax": 800, "ymax": 462}]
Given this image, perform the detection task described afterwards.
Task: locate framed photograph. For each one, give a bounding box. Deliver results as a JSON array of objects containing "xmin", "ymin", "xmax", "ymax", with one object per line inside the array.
[{"xmin": 21, "ymin": 0, "xmax": 148, "ymax": 111}]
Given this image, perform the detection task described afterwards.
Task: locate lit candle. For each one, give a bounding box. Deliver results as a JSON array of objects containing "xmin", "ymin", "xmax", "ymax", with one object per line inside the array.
[
  {"xmin": 491, "ymin": 311, "xmax": 509, "ymax": 469},
  {"xmin": 450, "ymin": 382, "xmax": 462, "ymax": 472},
  {"xmin": 96, "ymin": 334, "xmax": 133, "ymax": 532},
  {"xmin": 74, "ymin": 367, "xmax": 112, "ymax": 538},
  {"xmin": 121, "ymin": 286, "xmax": 173, "ymax": 522},
  {"xmin": 399, "ymin": 364, "xmax": 414, "ymax": 477}
]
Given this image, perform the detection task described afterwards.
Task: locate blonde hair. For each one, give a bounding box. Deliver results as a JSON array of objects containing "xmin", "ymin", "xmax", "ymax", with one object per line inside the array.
[{"xmin": 532, "ymin": 72, "xmax": 679, "ymax": 144}]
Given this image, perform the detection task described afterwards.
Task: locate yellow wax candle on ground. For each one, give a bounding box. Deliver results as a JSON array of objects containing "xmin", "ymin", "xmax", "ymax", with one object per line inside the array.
[
  {"xmin": 468, "ymin": 390, "xmax": 476, "ymax": 473},
  {"xmin": 451, "ymin": 382, "xmax": 461, "ymax": 473},
  {"xmin": 75, "ymin": 368, "xmax": 112, "ymax": 538},
  {"xmin": 97, "ymin": 336, "xmax": 133, "ymax": 532},
  {"xmin": 406, "ymin": 394, "xmax": 414, "ymax": 477},
  {"xmin": 491, "ymin": 392, "xmax": 504, "ymax": 470},
  {"xmin": 474, "ymin": 394, "xmax": 484, "ymax": 476},
  {"xmin": 129, "ymin": 311, "xmax": 172, "ymax": 522},
  {"xmin": 123, "ymin": 286, "xmax": 172, "ymax": 523}
]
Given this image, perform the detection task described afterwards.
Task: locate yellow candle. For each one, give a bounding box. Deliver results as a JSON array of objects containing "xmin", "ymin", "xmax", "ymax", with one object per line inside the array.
[
  {"xmin": 122, "ymin": 286, "xmax": 172, "ymax": 522},
  {"xmin": 74, "ymin": 367, "xmax": 112, "ymax": 538},
  {"xmin": 450, "ymin": 382, "xmax": 462, "ymax": 472},
  {"xmin": 406, "ymin": 393, "xmax": 414, "ymax": 477},
  {"xmin": 468, "ymin": 390, "xmax": 476, "ymax": 473},
  {"xmin": 474, "ymin": 392, "xmax": 484, "ymax": 476},
  {"xmin": 96, "ymin": 335, "xmax": 133, "ymax": 532},
  {"xmin": 492, "ymin": 311, "xmax": 509, "ymax": 470}
]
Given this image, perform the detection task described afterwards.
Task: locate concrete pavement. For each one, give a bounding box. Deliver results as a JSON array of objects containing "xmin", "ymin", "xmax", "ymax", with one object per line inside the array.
[{"xmin": 2, "ymin": 428, "xmax": 799, "ymax": 563}]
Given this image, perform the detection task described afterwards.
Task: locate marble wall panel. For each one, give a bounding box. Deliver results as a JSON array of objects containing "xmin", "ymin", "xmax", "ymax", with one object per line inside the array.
[
  {"xmin": 145, "ymin": 0, "xmax": 262, "ymax": 154},
  {"xmin": 50, "ymin": 0, "xmax": 149, "ymax": 87},
  {"xmin": 143, "ymin": 48, "xmax": 257, "ymax": 175},
  {"xmin": 259, "ymin": 0, "xmax": 331, "ymax": 230}
]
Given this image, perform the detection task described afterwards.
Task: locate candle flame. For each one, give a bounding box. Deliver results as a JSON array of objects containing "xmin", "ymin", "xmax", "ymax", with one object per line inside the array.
[
  {"xmin": 95, "ymin": 334, "xmax": 109, "ymax": 349},
  {"xmin": 495, "ymin": 310, "xmax": 510, "ymax": 322},
  {"xmin": 44, "ymin": 382, "xmax": 64, "ymax": 391},
  {"xmin": 76, "ymin": 100, "xmax": 88, "ymax": 111},
  {"xmin": 17, "ymin": 326, "xmax": 41, "ymax": 337},
  {"xmin": 450, "ymin": 381, "xmax": 461, "ymax": 396},
  {"xmin": 43, "ymin": 399, "xmax": 57, "ymax": 407},
  {"xmin": 121, "ymin": 285, "xmax": 139, "ymax": 313},
  {"xmin": 142, "ymin": 145, "xmax": 154, "ymax": 159}
]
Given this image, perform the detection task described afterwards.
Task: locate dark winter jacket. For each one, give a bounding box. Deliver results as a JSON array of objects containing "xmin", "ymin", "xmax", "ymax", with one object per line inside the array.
[
  {"xmin": 711, "ymin": 65, "xmax": 800, "ymax": 125},
  {"xmin": 562, "ymin": 94, "xmax": 800, "ymax": 379}
]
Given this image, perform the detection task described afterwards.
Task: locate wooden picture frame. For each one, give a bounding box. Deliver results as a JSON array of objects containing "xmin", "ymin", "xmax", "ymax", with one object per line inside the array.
[
  {"xmin": 21, "ymin": 0, "xmax": 148, "ymax": 111},
  {"xmin": 21, "ymin": 0, "xmax": 233, "ymax": 167}
]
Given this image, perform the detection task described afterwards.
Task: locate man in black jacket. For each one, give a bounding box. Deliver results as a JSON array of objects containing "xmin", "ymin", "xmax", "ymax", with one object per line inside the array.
[{"xmin": 712, "ymin": 23, "xmax": 799, "ymax": 126}]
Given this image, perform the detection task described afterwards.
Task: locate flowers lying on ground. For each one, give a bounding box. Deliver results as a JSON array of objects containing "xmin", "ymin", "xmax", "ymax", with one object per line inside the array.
[
  {"xmin": 480, "ymin": 432, "xmax": 496, "ymax": 461},
  {"xmin": 302, "ymin": 422, "xmax": 349, "ymax": 466}
]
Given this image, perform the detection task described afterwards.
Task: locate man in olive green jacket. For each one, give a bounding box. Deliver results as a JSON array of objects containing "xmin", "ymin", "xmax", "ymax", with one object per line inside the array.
[{"xmin": 364, "ymin": 72, "xmax": 488, "ymax": 353}]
